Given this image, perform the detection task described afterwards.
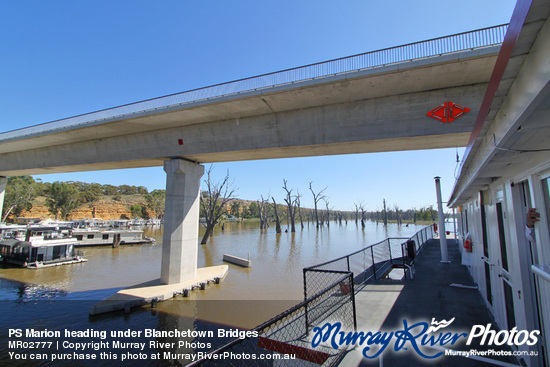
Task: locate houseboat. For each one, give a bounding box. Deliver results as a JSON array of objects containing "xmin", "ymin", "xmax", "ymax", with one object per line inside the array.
[
  {"xmin": 71, "ymin": 228, "xmax": 153, "ymax": 247},
  {"xmin": 447, "ymin": 1, "xmax": 550, "ymax": 365},
  {"xmin": 0, "ymin": 223, "xmax": 27, "ymax": 239},
  {"xmin": 0, "ymin": 230, "xmax": 86, "ymax": 268}
]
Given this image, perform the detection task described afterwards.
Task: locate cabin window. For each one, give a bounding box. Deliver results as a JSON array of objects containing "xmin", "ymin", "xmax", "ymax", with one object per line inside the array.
[
  {"xmin": 87, "ymin": 234, "xmax": 94, "ymax": 239},
  {"xmin": 76, "ymin": 235, "xmax": 83, "ymax": 241},
  {"xmin": 102, "ymin": 234, "xmax": 109, "ymax": 240}
]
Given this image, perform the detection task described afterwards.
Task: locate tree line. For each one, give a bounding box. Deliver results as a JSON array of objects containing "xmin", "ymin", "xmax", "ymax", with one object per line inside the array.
[
  {"xmin": 2, "ymin": 173, "xmax": 440, "ymax": 244},
  {"xmin": 2, "ymin": 176, "xmax": 166, "ymax": 222},
  {"xmin": 196, "ymin": 168, "xmax": 440, "ymax": 244}
]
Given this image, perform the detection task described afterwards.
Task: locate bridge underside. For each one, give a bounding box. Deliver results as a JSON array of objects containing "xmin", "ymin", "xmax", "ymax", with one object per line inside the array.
[
  {"xmin": 0, "ymin": 133, "xmax": 472, "ymax": 176},
  {"xmin": 0, "ymin": 48, "xmax": 497, "ymax": 176}
]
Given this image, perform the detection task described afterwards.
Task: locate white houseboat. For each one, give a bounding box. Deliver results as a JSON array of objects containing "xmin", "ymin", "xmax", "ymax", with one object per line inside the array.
[
  {"xmin": 449, "ymin": 1, "xmax": 550, "ymax": 365},
  {"xmin": 71, "ymin": 228, "xmax": 153, "ymax": 247},
  {"xmin": 0, "ymin": 230, "xmax": 86, "ymax": 268}
]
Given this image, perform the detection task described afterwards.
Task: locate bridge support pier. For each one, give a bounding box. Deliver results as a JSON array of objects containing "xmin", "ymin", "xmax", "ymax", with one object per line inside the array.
[
  {"xmin": 160, "ymin": 159, "xmax": 204, "ymax": 285},
  {"xmin": 0, "ymin": 177, "xmax": 7, "ymax": 222}
]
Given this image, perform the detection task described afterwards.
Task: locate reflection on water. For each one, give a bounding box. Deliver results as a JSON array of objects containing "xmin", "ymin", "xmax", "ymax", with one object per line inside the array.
[{"xmin": 0, "ymin": 221, "xmax": 425, "ymax": 364}]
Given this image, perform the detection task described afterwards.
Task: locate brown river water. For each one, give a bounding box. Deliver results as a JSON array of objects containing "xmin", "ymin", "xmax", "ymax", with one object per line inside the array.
[{"xmin": 0, "ymin": 220, "xmax": 425, "ymax": 366}]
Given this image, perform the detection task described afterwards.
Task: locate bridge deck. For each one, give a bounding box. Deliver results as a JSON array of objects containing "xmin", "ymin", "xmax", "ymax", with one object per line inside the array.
[{"xmin": 0, "ymin": 27, "xmax": 506, "ymax": 176}]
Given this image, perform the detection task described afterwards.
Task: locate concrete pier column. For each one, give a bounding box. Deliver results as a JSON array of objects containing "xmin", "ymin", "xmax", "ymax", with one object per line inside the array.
[
  {"xmin": 0, "ymin": 177, "xmax": 7, "ymax": 223},
  {"xmin": 161, "ymin": 159, "xmax": 204, "ymax": 285}
]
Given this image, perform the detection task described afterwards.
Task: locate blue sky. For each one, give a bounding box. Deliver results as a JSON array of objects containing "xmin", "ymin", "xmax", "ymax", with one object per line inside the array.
[{"xmin": 0, "ymin": 0, "xmax": 516, "ymax": 211}]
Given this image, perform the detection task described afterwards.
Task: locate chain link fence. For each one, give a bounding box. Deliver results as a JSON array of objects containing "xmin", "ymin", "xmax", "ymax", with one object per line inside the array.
[
  {"xmin": 190, "ymin": 225, "xmax": 436, "ymax": 366},
  {"xmin": 188, "ymin": 273, "xmax": 355, "ymax": 366},
  {"xmin": 303, "ymin": 237, "xmax": 409, "ymax": 298}
]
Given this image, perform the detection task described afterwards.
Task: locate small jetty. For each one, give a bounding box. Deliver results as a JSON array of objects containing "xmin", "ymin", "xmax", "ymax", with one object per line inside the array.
[
  {"xmin": 223, "ymin": 253, "xmax": 251, "ymax": 267},
  {"xmin": 89, "ymin": 265, "xmax": 229, "ymax": 315}
]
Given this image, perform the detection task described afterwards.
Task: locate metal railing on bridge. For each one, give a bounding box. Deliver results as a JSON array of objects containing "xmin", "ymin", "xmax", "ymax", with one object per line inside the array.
[{"xmin": 1, "ymin": 25, "xmax": 508, "ymax": 142}]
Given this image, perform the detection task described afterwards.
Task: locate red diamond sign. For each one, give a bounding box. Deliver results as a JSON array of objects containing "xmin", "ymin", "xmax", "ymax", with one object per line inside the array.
[{"xmin": 426, "ymin": 101, "xmax": 470, "ymax": 123}]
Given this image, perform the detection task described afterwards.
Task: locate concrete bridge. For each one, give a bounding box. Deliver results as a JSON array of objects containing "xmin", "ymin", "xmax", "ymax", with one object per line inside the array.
[{"xmin": 0, "ymin": 25, "xmax": 506, "ymax": 285}]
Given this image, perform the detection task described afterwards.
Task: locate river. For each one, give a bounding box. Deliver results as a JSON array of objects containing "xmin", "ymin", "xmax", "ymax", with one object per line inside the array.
[{"xmin": 0, "ymin": 220, "xmax": 426, "ymax": 366}]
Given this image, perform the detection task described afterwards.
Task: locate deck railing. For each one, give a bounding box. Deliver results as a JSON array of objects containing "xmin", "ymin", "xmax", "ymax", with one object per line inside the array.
[
  {"xmin": 303, "ymin": 237, "xmax": 406, "ymax": 299},
  {"xmin": 303, "ymin": 224, "xmax": 434, "ymax": 297},
  {"xmin": 190, "ymin": 224, "xmax": 436, "ymax": 366},
  {"xmin": 187, "ymin": 272, "xmax": 355, "ymax": 367},
  {"xmin": 0, "ymin": 24, "xmax": 507, "ymax": 143}
]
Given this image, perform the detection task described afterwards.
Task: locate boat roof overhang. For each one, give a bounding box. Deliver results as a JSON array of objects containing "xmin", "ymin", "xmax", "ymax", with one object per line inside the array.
[{"xmin": 449, "ymin": 0, "xmax": 550, "ymax": 207}]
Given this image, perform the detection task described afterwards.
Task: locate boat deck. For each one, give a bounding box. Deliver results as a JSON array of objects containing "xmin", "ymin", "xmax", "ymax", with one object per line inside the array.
[{"xmin": 344, "ymin": 239, "xmax": 520, "ymax": 367}]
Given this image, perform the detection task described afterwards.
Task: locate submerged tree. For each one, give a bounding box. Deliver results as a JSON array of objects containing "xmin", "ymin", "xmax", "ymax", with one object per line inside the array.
[
  {"xmin": 257, "ymin": 196, "xmax": 270, "ymax": 229},
  {"xmin": 354, "ymin": 203, "xmax": 360, "ymax": 225},
  {"xmin": 362, "ymin": 206, "xmax": 367, "ymax": 228},
  {"xmin": 323, "ymin": 199, "xmax": 332, "ymax": 228},
  {"xmin": 295, "ymin": 190, "xmax": 305, "ymax": 229},
  {"xmin": 200, "ymin": 168, "xmax": 237, "ymax": 244},
  {"xmin": 282, "ymin": 179, "xmax": 297, "ymax": 232},
  {"xmin": 309, "ymin": 182, "xmax": 327, "ymax": 229},
  {"xmin": 383, "ymin": 199, "xmax": 388, "ymax": 226},
  {"xmin": 271, "ymin": 197, "xmax": 282, "ymax": 234},
  {"xmin": 2, "ymin": 176, "xmax": 38, "ymax": 222},
  {"xmin": 394, "ymin": 204, "xmax": 402, "ymax": 226}
]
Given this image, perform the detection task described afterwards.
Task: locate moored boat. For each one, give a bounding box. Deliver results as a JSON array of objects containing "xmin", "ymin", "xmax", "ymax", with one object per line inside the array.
[
  {"xmin": 0, "ymin": 230, "xmax": 86, "ymax": 268},
  {"xmin": 71, "ymin": 228, "xmax": 153, "ymax": 247}
]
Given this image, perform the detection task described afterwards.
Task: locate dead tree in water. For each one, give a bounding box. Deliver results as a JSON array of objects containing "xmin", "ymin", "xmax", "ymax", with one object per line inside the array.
[
  {"xmin": 271, "ymin": 197, "xmax": 282, "ymax": 233},
  {"xmin": 354, "ymin": 203, "xmax": 360, "ymax": 225},
  {"xmin": 324, "ymin": 200, "xmax": 332, "ymax": 228},
  {"xmin": 357, "ymin": 201, "xmax": 366, "ymax": 229},
  {"xmin": 258, "ymin": 196, "xmax": 270, "ymax": 229},
  {"xmin": 282, "ymin": 180, "xmax": 296, "ymax": 232},
  {"xmin": 383, "ymin": 199, "xmax": 388, "ymax": 226},
  {"xmin": 309, "ymin": 182, "xmax": 327, "ymax": 229},
  {"xmin": 394, "ymin": 204, "xmax": 402, "ymax": 226},
  {"xmin": 200, "ymin": 168, "xmax": 236, "ymax": 245},
  {"xmin": 361, "ymin": 205, "xmax": 367, "ymax": 229},
  {"xmin": 295, "ymin": 191, "xmax": 305, "ymax": 229}
]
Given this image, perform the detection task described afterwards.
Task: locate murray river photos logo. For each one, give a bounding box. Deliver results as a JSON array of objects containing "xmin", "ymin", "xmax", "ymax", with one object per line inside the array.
[{"xmin": 311, "ymin": 318, "xmax": 540, "ymax": 359}]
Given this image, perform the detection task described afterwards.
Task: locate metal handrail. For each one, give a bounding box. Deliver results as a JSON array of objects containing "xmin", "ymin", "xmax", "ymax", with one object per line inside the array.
[
  {"xmin": 0, "ymin": 24, "xmax": 508, "ymax": 143},
  {"xmin": 304, "ymin": 225, "xmax": 435, "ymax": 293},
  {"xmin": 188, "ymin": 272, "xmax": 355, "ymax": 367},
  {"xmin": 304, "ymin": 237, "xmax": 408, "ymax": 271}
]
